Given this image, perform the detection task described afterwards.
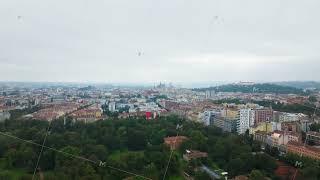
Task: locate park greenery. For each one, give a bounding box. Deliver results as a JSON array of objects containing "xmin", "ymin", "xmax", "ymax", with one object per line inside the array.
[
  {"xmin": 274, "ymin": 81, "xmax": 320, "ymax": 90},
  {"xmin": 310, "ymin": 123, "xmax": 320, "ymax": 132},
  {"xmin": 1, "ymin": 108, "xmax": 319, "ymax": 179},
  {"xmin": 282, "ymin": 154, "xmax": 320, "ymax": 180},
  {"xmin": 0, "ymin": 112, "xmax": 284, "ymax": 180}
]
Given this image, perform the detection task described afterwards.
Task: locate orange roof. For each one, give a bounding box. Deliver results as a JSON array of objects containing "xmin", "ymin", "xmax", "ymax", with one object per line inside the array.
[
  {"xmin": 164, "ymin": 136, "xmax": 188, "ymax": 142},
  {"xmin": 274, "ymin": 161, "xmax": 297, "ymax": 179},
  {"xmin": 288, "ymin": 141, "xmax": 320, "ymax": 153}
]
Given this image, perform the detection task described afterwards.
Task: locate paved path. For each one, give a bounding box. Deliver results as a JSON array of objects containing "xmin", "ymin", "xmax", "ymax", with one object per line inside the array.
[{"xmin": 200, "ymin": 165, "xmax": 221, "ymax": 179}]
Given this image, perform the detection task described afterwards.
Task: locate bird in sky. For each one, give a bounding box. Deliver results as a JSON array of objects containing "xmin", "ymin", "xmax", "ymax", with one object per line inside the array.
[{"xmin": 138, "ymin": 51, "xmax": 143, "ymax": 56}]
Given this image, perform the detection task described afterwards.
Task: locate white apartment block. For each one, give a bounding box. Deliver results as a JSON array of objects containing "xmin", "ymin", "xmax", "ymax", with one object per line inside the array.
[
  {"xmin": 279, "ymin": 113, "xmax": 300, "ymax": 122},
  {"xmin": 237, "ymin": 109, "xmax": 255, "ymax": 134},
  {"xmin": 199, "ymin": 111, "xmax": 212, "ymax": 126},
  {"xmin": 108, "ymin": 102, "xmax": 116, "ymax": 112}
]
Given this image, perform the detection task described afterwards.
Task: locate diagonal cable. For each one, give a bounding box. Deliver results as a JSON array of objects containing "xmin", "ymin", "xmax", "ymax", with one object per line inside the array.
[
  {"xmin": 32, "ymin": 120, "xmax": 53, "ymax": 180},
  {"xmin": 162, "ymin": 131, "xmax": 180, "ymax": 180},
  {"xmin": 0, "ymin": 131, "xmax": 152, "ymax": 180}
]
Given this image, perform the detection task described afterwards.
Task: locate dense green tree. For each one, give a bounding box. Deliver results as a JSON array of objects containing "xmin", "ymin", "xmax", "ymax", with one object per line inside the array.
[
  {"xmin": 265, "ymin": 145, "xmax": 280, "ymax": 157},
  {"xmin": 0, "ymin": 170, "xmax": 12, "ymax": 179},
  {"xmin": 249, "ymin": 170, "xmax": 265, "ymax": 180},
  {"xmin": 0, "ymin": 114, "xmax": 314, "ymax": 179},
  {"xmin": 194, "ymin": 171, "xmax": 211, "ymax": 180},
  {"xmin": 127, "ymin": 130, "xmax": 147, "ymax": 151},
  {"xmin": 39, "ymin": 150, "xmax": 56, "ymax": 171},
  {"xmin": 253, "ymin": 154, "xmax": 277, "ymax": 173},
  {"xmin": 227, "ymin": 158, "xmax": 246, "ymax": 177},
  {"xmin": 310, "ymin": 123, "xmax": 320, "ymax": 132},
  {"xmin": 143, "ymin": 163, "xmax": 159, "ymax": 180},
  {"xmin": 301, "ymin": 166, "xmax": 320, "ymax": 180},
  {"xmin": 251, "ymin": 141, "xmax": 261, "ymax": 152},
  {"xmin": 19, "ymin": 174, "xmax": 33, "ymax": 180}
]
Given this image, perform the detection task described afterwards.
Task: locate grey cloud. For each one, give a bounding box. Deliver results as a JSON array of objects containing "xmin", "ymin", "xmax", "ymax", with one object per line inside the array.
[{"xmin": 0, "ymin": 0, "xmax": 320, "ymax": 83}]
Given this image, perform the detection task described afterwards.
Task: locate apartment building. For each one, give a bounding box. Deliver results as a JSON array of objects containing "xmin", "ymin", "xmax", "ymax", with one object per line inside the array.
[
  {"xmin": 237, "ymin": 109, "xmax": 255, "ymax": 134},
  {"xmin": 254, "ymin": 108, "xmax": 273, "ymax": 125}
]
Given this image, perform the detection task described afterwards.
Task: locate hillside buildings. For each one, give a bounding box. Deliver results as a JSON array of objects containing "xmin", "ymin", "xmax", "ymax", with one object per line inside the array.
[
  {"xmin": 70, "ymin": 104, "xmax": 103, "ymax": 123},
  {"xmin": 31, "ymin": 102, "xmax": 81, "ymax": 121},
  {"xmin": 287, "ymin": 141, "xmax": 320, "ymax": 160},
  {"xmin": 306, "ymin": 131, "xmax": 320, "ymax": 145},
  {"xmin": 253, "ymin": 130, "xmax": 301, "ymax": 148},
  {"xmin": 183, "ymin": 150, "xmax": 208, "ymax": 161}
]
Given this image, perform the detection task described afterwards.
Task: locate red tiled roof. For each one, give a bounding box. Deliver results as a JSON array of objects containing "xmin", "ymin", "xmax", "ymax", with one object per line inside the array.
[
  {"xmin": 288, "ymin": 141, "xmax": 320, "ymax": 153},
  {"xmin": 274, "ymin": 161, "xmax": 298, "ymax": 179}
]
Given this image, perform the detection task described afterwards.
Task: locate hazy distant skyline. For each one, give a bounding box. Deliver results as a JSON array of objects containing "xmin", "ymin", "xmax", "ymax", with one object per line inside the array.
[{"xmin": 1, "ymin": 0, "xmax": 320, "ymax": 83}]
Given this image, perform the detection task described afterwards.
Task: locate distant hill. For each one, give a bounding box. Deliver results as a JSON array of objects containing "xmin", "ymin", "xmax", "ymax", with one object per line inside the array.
[
  {"xmin": 193, "ymin": 83, "xmax": 306, "ymax": 95},
  {"xmin": 78, "ymin": 85, "xmax": 96, "ymax": 91},
  {"xmin": 273, "ymin": 81, "xmax": 320, "ymax": 90}
]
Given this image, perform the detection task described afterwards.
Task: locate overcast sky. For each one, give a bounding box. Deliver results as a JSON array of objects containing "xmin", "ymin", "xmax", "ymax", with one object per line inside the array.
[{"xmin": 1, "ymin": 0, "xmax": 320, "ymax": 84}]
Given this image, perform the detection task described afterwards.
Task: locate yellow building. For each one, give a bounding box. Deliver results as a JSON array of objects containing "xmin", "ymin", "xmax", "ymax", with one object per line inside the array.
[
  {"xmin": 250, "ymin": 122, "xmax": 272, "ymax": 134},
  {"xmin": 95, "ymin": 110, "xmax": 102, "ymax": 118},
  {"xmin": 221, "ymin": 108, "xmax": 239, "ymax": 119}
]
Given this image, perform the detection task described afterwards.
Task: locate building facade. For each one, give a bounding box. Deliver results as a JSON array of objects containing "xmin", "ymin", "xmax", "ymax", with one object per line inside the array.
[
  {"xmin": 279, "ymin": 113, "xmax": 300, "ymax": 122},
  {"xmin": 108, "ymin": 102, "xmax": 116, "ymax": 112},
  {"xmin": 237, "ymin": 109, "xmax": 255, "ymax": 134},
  {"xmin": 254, "ymin": 108, "xmax": 273, "ymax": 125}
]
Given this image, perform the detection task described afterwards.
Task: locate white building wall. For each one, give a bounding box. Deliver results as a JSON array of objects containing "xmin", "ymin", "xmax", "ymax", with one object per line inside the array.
[
  {"xmin": 199, "ymin": 111, "xmax": 211, "ymax": 126},
  {"xmin": 108, "ymin": 102, "xmax": 116, "ymax": 112},
  {"xmin": 279, "ymin": 113, "xmax": 299, "ymax": 122},
  {"xmin": 271, "ymin": 122, "xmax": 282, "ymax": 131},
  {"xmin": 238, "ymin": 109, "xmax": 254, "ymax": 134}
]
